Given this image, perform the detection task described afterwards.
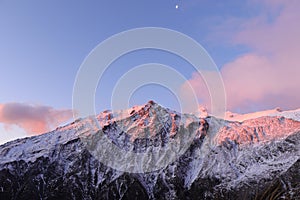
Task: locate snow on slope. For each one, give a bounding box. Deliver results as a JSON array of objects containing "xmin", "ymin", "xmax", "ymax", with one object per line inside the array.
[
  {"xmin": 269, "ymin": 108, "xmax": 300, "ymax": 121},
  {"xmin": 0, "ymin": 102, "xmax": 300, "ymax": 199},
  {"xmin": 215, "ymin": 116, "xmax": 300, "ymax": 145},
  {"xmin": 225, "ymin": 107, "xmax": 300, "ymax": 122}
]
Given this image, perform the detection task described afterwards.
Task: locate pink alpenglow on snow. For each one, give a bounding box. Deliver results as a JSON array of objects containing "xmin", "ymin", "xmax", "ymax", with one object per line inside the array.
[
  {"xmin": 215, "ymin": 116, "xmax": 300, "ymax": 145},
  {"xmin": 225, "ymin": 107, "xmax": 283, "ymax": 122}
]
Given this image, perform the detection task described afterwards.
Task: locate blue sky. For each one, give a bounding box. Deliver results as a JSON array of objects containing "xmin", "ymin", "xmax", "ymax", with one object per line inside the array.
[
  {"xmin": 0, "ymin": 0, "xmax": 255, "ymax": 110},
  {"xmin": 1, "ymin": 0, "xmax": 300, "ymax": 143}
]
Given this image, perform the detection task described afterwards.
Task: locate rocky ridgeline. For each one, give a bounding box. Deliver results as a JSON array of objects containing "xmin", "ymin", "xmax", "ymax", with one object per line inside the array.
[{"xmin": 0, "ymin": 101, "xmax": 299, "ymax": 199}]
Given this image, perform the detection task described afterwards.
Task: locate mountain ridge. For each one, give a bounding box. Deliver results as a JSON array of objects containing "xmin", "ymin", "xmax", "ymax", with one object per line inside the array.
[{"xmin": 0, "ymin": 101, "xmax": 299, "ymax": 199}]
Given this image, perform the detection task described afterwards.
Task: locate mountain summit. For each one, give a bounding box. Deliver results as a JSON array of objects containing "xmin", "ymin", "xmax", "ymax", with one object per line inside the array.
[{"xmin": 0, "ymin": 102, "xmax": 300, "ymax": 199}]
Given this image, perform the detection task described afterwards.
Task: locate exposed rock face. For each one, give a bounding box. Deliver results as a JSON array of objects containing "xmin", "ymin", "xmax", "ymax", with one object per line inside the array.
[
  {"xmin": 0, "ymin": 102, "xmax": 299, "ymax": 200},
  {"xmin": 215, "ymin": 116, "xmax": 300, "ymax": 145}
]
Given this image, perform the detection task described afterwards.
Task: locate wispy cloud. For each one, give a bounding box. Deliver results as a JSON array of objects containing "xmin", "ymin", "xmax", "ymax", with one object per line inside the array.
[
  {"xmin": 184, "ymin": 0, "xmax": 300, "ymax": 113},
  {"xmin": 0, "ymin": 103, "xmax": 73, "ymax": 135}
]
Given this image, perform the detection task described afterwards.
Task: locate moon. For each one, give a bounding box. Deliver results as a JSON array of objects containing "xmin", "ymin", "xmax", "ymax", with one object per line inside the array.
[{"xmin": 175, "ymin": 5, "xmax": 179, "ymax": 9}]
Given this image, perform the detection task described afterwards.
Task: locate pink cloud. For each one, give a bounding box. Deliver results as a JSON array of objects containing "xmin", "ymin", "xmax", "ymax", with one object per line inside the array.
[
  {"xmin": 184, "ymin": 0, "xmax": 300, "ymax": 113},
  {"xmin": 0, "ymin": 103, "xmax": 73, "ymax": 135}
]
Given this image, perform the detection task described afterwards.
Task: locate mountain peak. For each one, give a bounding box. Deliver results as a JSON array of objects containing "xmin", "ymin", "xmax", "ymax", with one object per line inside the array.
[
  {"xmin": 93, "ymin": 101, "xmax": 202, "ymax": 142},
  {"xmin": 1, "ymin": 102, "xmax": 300, "ymax": 199}
]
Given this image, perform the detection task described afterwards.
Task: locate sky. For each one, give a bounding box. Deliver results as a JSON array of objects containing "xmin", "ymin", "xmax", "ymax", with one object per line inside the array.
[{"xmin": 0, "ymin": 0, "xmax": 299, "ymax": 144}]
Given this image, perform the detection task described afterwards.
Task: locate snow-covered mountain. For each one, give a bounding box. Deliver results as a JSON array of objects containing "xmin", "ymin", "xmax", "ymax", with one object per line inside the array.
[
  {"xmin": 225, "ymin": 107, "xmax": 300, "ymax": 122},
  {"xmin": 0, "ymin": 101, "xmax": 299, "ymax": 199}
]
